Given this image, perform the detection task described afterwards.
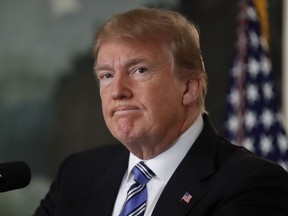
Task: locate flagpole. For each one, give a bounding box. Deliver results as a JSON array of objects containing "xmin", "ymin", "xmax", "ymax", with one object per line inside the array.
[{"xmin": 283, "ymin": 0, "xmax": 288, "ymax": 130}]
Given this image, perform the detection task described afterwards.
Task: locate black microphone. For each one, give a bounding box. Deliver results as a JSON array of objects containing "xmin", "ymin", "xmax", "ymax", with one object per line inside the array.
[{"xmin": 0, "ymin": 161, "xmax": 31, "ymax": 192}]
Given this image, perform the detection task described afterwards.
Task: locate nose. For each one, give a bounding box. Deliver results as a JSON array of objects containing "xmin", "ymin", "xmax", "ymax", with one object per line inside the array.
[{"xmin": 110, "ymin": 73, "xmax": 133, "ymax": 100}]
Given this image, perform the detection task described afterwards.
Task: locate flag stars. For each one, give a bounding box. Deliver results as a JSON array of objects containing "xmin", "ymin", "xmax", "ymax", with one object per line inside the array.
[
  {"xmin": 246, "ymin": 6, "xmax": 257, "ymax": 21},
  {"xmin": 278, "ymin": 134, "xmax": 288, "ymax": 154},
  {"xmin": 249, "ymin": 30, "xmax": 259, "ymax": 49},
  {"xmin": 260, "ymin": 134, "xmax": 273, "ymax": 156},
  {"xmin": 261, "ymin": 55, "xmax": 271, "ymax": 76},
  {"xmin": 231, "ymin": 60, "xmax": 243, "ymax": 78},
  {"xmin": 243, "ymin": 137, "xmax": 255, "ymax": 152},
  {"xmin": 247, "ymin": 84, "xmax": 259, "ymax": 103},
  {"xmin": 245, "ymin": 110, "xmax": 257, "ymax": 130},
  {"xmin": 226, "ymin": 115, "xmax": 240, "ymax": 134},
  {"xmin": 261, "ymin": 109, "xmax": 274, "ymax": 130},
  {"xmin": 247, "ymin": 57, "xmax": 260, "ymax": 78},
  {"xmin": 227, "ymin": 88, "xmax": 240, "ymax": 107},
  {"xmin": 263, "ymin": 82, "xmax": 274, "ymax": 101}
]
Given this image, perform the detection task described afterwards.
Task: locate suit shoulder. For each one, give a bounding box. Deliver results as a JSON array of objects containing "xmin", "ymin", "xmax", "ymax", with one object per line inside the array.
[
  {"xmin": 219, "ymin": 141, "xmax": 287, "ymax": 178},
  {"xmin": 59, "ymin": 144, "xmax": 128, "ymax": 174},
  {"xmin": 216, "ymin": 136, "xmax": 287, "ymax": 174},
  {"xmin": 73, "ymin": 143, "xmax": 128, "ymax": 161}
]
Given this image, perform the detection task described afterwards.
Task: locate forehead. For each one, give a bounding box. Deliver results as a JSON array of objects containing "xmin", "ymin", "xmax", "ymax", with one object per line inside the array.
[{"xmin": 96, "ymin": 38, "xmax": 172, "ymax": 66}]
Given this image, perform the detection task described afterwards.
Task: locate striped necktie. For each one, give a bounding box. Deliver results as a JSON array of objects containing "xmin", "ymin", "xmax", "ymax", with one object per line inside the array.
[{"xmin": 119, "ymin": 161, "xmax": 155, "ymax": 216}]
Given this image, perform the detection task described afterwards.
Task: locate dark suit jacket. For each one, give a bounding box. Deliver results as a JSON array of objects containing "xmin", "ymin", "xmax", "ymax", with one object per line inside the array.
[{"xmin": 34, "ymin": 115, "xmax": 288, "ymax": 216}]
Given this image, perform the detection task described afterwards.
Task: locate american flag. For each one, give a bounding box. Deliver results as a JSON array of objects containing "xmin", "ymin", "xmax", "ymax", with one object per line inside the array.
[
  {"xmin": 181, "ymin": 192, "xmax": 192, "ymax": 204},
  {"xmin": 224, "ymin": 0, "xmax": 288, "ymax": 170}
]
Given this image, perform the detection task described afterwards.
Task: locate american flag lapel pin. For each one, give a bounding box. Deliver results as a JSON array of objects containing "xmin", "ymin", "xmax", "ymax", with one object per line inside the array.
[{"xmin": 180, "ymin": 191, "xmax": 192, "ymax": 204}]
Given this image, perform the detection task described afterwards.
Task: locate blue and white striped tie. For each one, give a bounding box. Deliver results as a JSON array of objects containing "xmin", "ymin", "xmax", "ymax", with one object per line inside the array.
[{"xmin": 119, "ymin": 161, "xmax": 155, "ymax": 216}]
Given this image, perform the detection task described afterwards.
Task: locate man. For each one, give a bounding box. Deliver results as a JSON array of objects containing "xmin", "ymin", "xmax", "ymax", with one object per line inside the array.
[{"xmin": 34, "ymin": 8, "xmax": 288, "ymax": 216}]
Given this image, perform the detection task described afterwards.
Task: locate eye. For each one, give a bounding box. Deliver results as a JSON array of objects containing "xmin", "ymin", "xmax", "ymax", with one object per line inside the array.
[
  {"xmin": 135, "ymin": 67, "xmax": 148, "ymax": 74},
  {"xmin": 98, "ymin": 72, "xmax": 114, "ymax": 81},
  {"xmin": 130, "ymin": 66, "xmax": 152, "ymax": 81}
]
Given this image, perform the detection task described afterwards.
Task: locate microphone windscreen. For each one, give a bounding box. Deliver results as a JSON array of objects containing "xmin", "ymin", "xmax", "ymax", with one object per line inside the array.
[{"xmin": 0, "ymin": 161, "xmax": 31, "ymax": 192}]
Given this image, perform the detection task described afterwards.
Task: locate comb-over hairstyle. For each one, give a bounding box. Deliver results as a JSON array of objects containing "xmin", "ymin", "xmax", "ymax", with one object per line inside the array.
[{"xmin": 93, "ymin": 7, "xmax": 208, "ymax": 113}]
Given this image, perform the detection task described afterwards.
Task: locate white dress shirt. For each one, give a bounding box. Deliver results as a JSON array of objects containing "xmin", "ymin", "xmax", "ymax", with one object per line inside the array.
[{"xmin": 112, "ymin": 114, "xmax": 203, "ymax": 216}]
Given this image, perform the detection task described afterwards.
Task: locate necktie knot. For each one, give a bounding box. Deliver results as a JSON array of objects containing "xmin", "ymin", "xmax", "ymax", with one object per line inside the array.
[{"xmin": 132, "ymin": 161, "xmax": 155, "ymax": 184}]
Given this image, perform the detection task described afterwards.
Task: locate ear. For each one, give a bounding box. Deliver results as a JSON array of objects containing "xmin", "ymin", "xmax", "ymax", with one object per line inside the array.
[{"xmin": 182, "ymin": 79, "xmax": 200, "ymax": 106}]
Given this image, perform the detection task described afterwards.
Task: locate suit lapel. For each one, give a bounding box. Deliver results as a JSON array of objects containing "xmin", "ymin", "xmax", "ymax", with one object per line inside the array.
[
  {"xmin": 152, "ymin": 115, "xmax": 219, "ymax": 216},
  {"xmin": 86, "ymin": 146, "xmax": 129, "ymax": 216}
]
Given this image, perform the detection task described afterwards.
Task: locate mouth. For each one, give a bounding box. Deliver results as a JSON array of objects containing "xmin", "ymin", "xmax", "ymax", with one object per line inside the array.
[{"xmin": 112, "ymin": 105, "xmax": 140, "ymax": 116}]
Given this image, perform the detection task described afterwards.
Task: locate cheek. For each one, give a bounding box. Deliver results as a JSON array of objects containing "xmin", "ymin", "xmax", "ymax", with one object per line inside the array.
[
  {"xmin": 144, "ymin": 89, "xmax": 182, "ymax": 117},
  {"xmin": 100, "ymin": 97, "xmax": 110, "ymax": 120}
]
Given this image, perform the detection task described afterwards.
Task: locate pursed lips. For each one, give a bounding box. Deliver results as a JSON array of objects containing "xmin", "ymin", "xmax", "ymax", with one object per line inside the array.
[{"xmin": 112, "ymin": 105, "xmax": 140, "ymax": 116}]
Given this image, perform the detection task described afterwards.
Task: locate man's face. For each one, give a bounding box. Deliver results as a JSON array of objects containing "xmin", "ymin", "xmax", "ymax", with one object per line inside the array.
[{"xmin": 95, "ymin": 38, "xmax": 189, "ymax": 157}]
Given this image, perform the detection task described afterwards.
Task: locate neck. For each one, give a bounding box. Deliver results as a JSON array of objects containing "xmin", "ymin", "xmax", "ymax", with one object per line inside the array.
[{"xmin": 127, "ymin": 110, "xmax": 201, "ymax": 160}]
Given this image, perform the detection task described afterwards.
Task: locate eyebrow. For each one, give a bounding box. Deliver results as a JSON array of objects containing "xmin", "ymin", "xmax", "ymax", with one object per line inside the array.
[
  {"xmin": 125, "ymin": 58, "xmax": 147, "ymax": 68},
  {"xmin": 94, "ymin": 64, "xmax": 111, "ymax": 73},
  {"xmin": 94, "ymin": 58, "xmax": 149, "ymax": 73}
]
